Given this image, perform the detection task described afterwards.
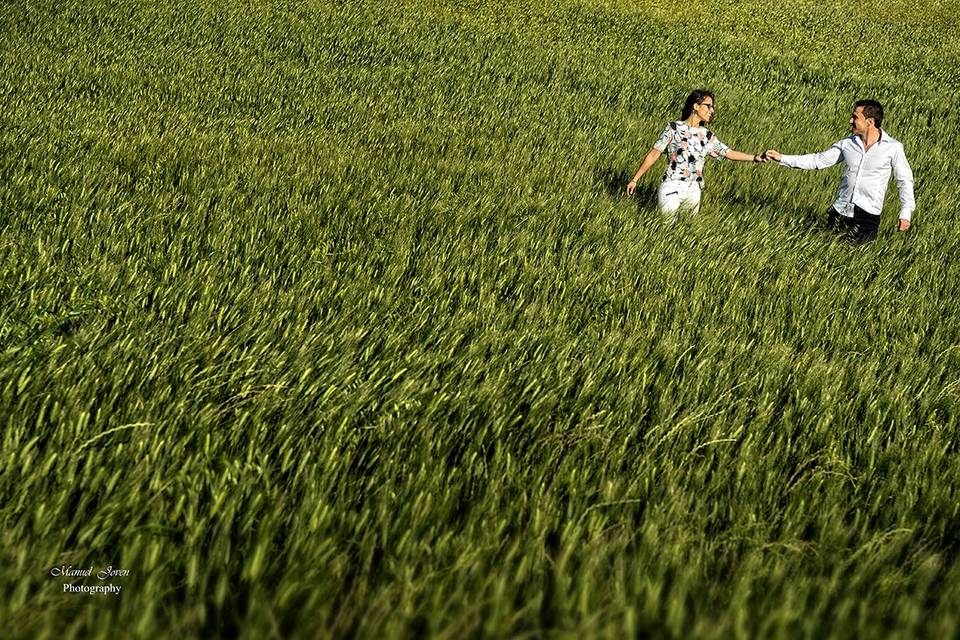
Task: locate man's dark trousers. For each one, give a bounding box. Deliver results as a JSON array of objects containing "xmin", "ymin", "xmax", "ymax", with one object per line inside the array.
[{"xmin": 826, "ymin": 205, "xmax": 880, "ymax": 244}]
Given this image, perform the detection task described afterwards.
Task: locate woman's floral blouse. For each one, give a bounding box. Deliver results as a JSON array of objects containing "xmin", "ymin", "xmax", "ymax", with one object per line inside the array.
[{"xmin": 653, "ymin": 121, "xmax": 730, "ymax": 184}]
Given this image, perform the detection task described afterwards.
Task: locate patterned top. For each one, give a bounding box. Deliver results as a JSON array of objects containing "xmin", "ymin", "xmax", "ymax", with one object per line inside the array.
[{"xmin": 653, "ymin": 121, "xmax": 730, "ymax": 184}]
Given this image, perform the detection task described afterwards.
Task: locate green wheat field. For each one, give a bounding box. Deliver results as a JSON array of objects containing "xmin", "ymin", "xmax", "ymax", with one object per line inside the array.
[{"xmin": 2, "ymin": 0, "xmax": 960, "ymax": 637}]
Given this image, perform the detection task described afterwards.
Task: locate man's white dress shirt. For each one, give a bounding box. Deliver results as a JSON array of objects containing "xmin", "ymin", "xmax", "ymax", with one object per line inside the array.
[{"xmin": 780, "ymin": 131, "xmax": 915, "ymax": 221}]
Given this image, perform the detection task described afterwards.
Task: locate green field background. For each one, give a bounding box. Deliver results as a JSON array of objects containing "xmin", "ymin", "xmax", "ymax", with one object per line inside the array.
[{"xmin": 3, "ymin": 0, "xmax": 960, "ymax": 637}]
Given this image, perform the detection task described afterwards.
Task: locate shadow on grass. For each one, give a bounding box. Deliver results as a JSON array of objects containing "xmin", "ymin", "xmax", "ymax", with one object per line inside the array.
[
  {"xmin": 594, "ymin": 166, "xmax": 657, "ymax": 214},
  {"xmin": 720, "ymin": 187, "xmax": 788, "ymax": 213}
]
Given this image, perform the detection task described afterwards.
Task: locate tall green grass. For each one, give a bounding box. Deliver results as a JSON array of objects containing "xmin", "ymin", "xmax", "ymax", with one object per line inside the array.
[{"xmin": 2, "ymin": 0, "xmax": 960, "ymax": 637}]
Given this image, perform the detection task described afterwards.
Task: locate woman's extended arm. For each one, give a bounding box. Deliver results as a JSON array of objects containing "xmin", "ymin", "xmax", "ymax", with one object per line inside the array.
[
  {"xmin": 724, "ymin": 150, "xmax": 767, "ymax": 163},
  {"xmin": 626, "ymin": 148, "xmax": 662, "ymax": 195}
]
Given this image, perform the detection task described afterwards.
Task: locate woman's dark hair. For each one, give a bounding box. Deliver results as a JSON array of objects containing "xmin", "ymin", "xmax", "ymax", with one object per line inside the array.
[{"xmin": 681, "ymin": 89, "xmax": 715, "ymax": 120}]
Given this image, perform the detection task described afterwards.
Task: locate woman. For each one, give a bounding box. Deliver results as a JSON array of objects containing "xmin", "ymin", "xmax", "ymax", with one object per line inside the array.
[{"xmin": 626, "ymin": 90, "xmax": 765, "ymax": 220}]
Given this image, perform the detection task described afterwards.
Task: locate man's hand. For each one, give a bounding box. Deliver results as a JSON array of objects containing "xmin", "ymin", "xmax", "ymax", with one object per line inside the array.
[
  {"xmin": 763, "ymin": 149, "xmax": 782, "ymax": 162},
  {"xmin": 626, "ymin": 180, "xmax": 637, "ymax": 196},
  {"xmin": 897, "ymin": 218, "xmax": 911, "ymax": 232}
]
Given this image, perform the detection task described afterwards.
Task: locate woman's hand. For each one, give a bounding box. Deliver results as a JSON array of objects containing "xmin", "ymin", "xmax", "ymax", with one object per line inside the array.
[{"xmin": 626, "ymin": 180, "xmax": 638, "ymax": 196}]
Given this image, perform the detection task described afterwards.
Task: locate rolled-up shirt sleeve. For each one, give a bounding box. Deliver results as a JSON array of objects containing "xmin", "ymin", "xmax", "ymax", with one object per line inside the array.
[
  {"xmin": 892, "ymin": 144, "xmax": 915, "ymax": 221},
  {"xmin": 780, "ymin": 143, "xmax": 843, "ymax": 170}
]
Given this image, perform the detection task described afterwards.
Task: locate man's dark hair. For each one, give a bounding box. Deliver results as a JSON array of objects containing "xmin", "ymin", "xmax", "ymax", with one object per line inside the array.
[
  {"xmin": 681, "ymin": 89, "xmax": 715, "ymax": 120},
  {"xmin": 856, "ymin": 99, "xmax": 884, "ymax": 128}
]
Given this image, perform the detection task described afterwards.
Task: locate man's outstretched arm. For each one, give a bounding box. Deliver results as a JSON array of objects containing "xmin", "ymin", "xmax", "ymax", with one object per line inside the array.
[{"xmin": 764, "ymin": 144, "xmax": 843, "ymax": 169}]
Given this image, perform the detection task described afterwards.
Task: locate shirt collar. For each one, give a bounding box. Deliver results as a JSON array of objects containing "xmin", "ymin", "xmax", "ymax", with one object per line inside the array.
[{"xmin": 852, "ymin": 129, "xmax": 886, "ymax": 149}]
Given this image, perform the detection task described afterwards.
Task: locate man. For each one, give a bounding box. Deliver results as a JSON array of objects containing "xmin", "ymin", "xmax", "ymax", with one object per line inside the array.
[{"xmin": 764, "ymin": 100, "xmax": 915, "ymax": 244}]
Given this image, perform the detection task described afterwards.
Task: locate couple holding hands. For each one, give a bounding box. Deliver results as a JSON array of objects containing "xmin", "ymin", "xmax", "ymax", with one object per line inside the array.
[{"xmin": 626, "ymin": 90, "xmax": 915, "ymax": 244}]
